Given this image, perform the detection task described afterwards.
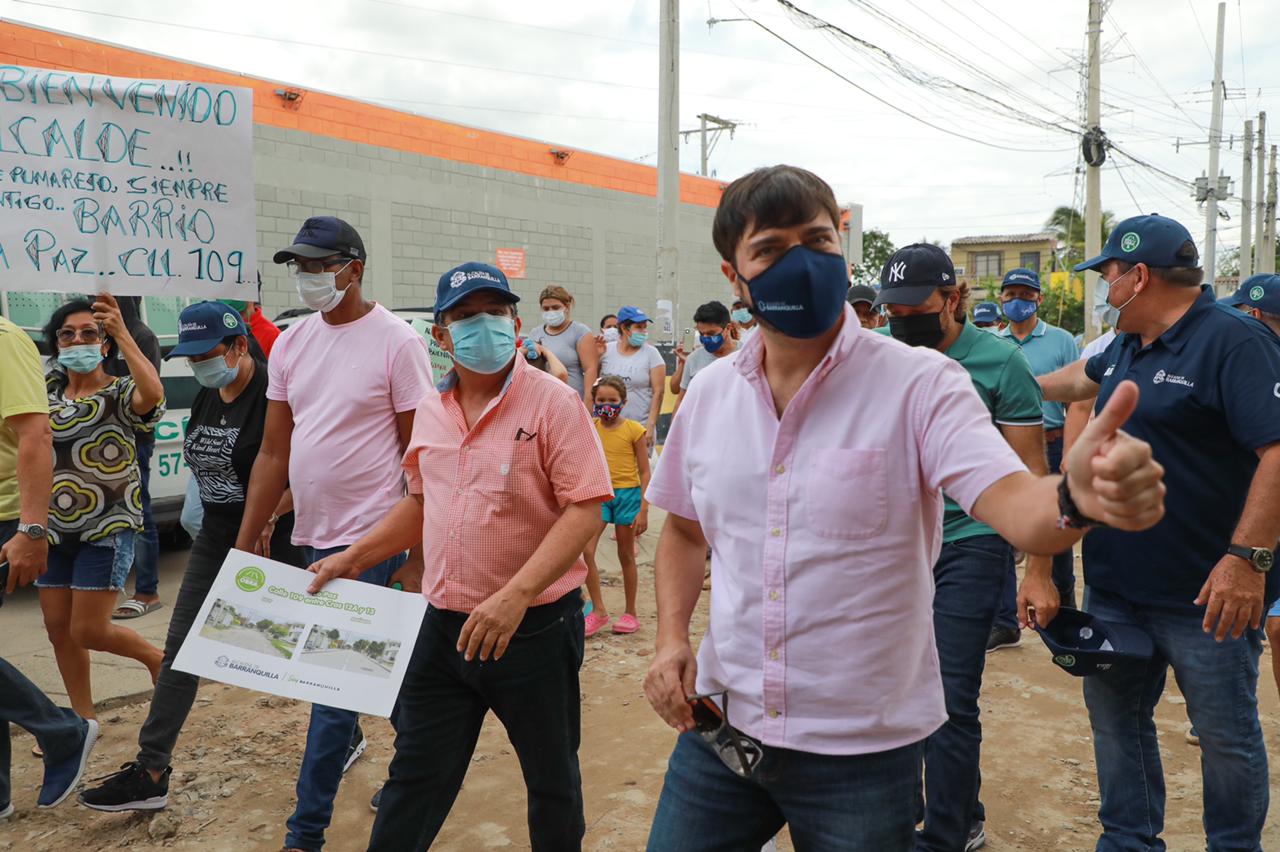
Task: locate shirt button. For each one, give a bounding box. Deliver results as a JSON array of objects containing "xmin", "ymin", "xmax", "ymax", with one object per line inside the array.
[
  {"xmin": 768, "ymin": 590, "xmax": 779, "ymax": 601},
  {"xmin": 770, "ymin": 528, "xmax": 781, "ymax": 537},
  {"xmin": 769, "ymin": 649, "xmax": 779, "ymax": 661},
  {"xmin": 774, "ymin": 464, "xmax": 785, "ymax": 474},
  {"xmin": 768, "ymin": 709, "xmax": 780, "ymax": 719}
]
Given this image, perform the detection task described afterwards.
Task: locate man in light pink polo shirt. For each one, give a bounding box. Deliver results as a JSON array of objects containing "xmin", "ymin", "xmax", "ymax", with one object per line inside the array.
[
  {"xmin": 307, "ymin": 262, "xmax": 612, "ymax": 851},
  {"xmin": 641, "ymin": 166, "xmax": 1167, "ymax": 851},
  {"xmin": 235, "ymin": 216, "xmax": 432, "ymax": 852}
]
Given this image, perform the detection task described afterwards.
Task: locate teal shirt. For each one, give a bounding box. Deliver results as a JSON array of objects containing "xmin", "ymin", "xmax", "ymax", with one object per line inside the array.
[
  {"xmin": 998, "ymin": 318, "xmax": 1079, "ymax": 428},
  {"xmin": 941, "ymin": 320, "xmax": 1044, "ymax": 542}
]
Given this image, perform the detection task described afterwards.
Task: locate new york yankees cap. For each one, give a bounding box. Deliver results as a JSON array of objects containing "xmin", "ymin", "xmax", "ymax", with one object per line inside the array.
[{"xmin": 873, "ymin": 243, "xmax": 956, "ymax": 307}]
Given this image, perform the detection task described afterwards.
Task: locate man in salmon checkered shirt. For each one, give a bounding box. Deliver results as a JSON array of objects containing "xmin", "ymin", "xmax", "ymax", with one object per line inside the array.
[{"xmin": 307, "ymin": 261, "xmax": 613, "ymax": 851}]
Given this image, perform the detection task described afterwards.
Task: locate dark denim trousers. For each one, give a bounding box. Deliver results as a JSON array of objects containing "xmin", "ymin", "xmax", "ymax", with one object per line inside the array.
[
  {"xmin": 284, "ymin": 545, "xmax": 405, "ymax": 852},
  {"xmin": 917, "ymin": 534, "xmax": 1012, "ymax": 852},
  {"xmin": 0, "ymin": 519, "xmax": 85, "ymax": 807},
  {"xmin": 132, "ymin": 438, "xmax": 160, "ymax": 597},
  {"xmin": 647, "ymin": 731, "xmax": 925, "ymax": 851},
  {"xmin": 368, "ymin": 590, "xmax": 586, "ymax": 852},
  {"xmin": 995, "ymin": 438, "xmax": 1076, "ymax": 630},
  {"xmin": 1083, "ymin": 587, "xmax": 1268, "ymax": 852}
]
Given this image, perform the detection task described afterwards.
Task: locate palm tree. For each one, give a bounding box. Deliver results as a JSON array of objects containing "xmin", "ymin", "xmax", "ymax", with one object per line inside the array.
[{"xmin": 1046, "ymin": 206, "xmax": 1115, "ymax": 270}]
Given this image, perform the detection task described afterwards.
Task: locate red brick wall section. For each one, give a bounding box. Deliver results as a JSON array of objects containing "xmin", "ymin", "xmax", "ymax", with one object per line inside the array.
[{"xmin": 0, "ymin": 22, "xmax": 726, "ymax": 208}]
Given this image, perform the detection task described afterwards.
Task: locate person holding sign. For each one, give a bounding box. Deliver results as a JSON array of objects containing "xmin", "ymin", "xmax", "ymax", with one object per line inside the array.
[
  {"xmin": 79, "ymin": 302, "xmax": 296, "ymax": 813},
  {"xmin": 235, "ymin": 216, "xmax": 432, "ymax": 852},
  {"xmin": 37, "ymin": 295, "xmax": 165, "ymax": 724},
  {"xmin": 307, "ymin": 261, "xmax": 613, "ymax": 851}
]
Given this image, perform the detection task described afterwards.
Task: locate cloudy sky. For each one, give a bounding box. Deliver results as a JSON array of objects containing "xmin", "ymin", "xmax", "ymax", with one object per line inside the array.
[{"xmin": 7, "ymin": 0, "xmax": 1278, "ymax": 267}]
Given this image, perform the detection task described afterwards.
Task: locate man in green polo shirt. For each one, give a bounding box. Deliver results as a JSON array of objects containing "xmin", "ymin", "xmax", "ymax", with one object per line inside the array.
[{"xmin": 875, "ymin": 244, "xmax": 1057, "ymax": 852}]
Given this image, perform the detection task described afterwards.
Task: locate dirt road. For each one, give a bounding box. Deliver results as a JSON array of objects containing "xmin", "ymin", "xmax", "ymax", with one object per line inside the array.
[{"xmin": 2, "ymin": 545, "xmax": 1278, "ymax": 851}]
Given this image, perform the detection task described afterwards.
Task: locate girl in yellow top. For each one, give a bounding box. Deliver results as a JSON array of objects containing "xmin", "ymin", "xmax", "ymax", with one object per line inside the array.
[{"xmin": 583, "ymin": 375, "xmax": 650, "ymax": 636}]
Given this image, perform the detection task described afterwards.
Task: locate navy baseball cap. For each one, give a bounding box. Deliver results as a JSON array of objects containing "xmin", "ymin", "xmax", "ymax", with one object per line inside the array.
[
  {"xmin": 435, "ymin": 261, "xmax": 519, "ymax": 314},
  {"xmin": 165, "ymin": 301, "xmax": 247, "ymax": 359},
  {"xmin": 273, "ymin": 216, "xmax": 367, "ymax": 264},
  {"xmin": 1034, "ymin": 609, "xmax": 1154, "ymax": 676},
  {"xmin": 973, "ymin": 301, "xmax": 1000, "ymax": 323},
  {"xmin": 1074, "ymin": 213, "xmax": 1200, "ymax": 272},
  {"xmin": 1000, "ymin": 267, "xmax": 1041, "ymax": 292},
  {"xmin": 873, "ymin": 244, "xmax": 955, "ymax": 307},
  {"xmin": 847, "ymin": 284, "xmax": 877, "ymax": 306},
  {"xmin": 617, "ymin": 306, "xmax": 651, "ymax": 324},
  {"xmin": 1221, "ymin": 273, "xmax": 1280, "ymax": 313}
]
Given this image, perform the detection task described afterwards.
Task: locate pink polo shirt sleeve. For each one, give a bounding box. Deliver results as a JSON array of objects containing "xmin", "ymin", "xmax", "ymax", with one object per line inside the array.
[
  {"xmin": 646, "ymin": 383, "xmax": 699, "ymax": 522},
  {"xmin": 916, "ymin": 358, "xmax": 1028, "ymax": 512}
]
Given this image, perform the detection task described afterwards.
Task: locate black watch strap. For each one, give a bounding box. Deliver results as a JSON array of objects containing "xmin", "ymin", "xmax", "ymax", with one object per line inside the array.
[{"xmin": 1227, "ymin": 544, "xmax": 1274, "ymax": 572}]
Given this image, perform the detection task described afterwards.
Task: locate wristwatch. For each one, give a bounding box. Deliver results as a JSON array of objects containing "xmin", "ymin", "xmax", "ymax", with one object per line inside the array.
[
  {"xmin": 1226, "ymin": 544, "xmax": 1274, "ymax": 573},
  {"xmin": 17, "ymin": 522, "xmax": 47, "ymax": 540},
  {"xmin": 1055, "ymin": 474, "xmax": 1105, "ymax": 531}
]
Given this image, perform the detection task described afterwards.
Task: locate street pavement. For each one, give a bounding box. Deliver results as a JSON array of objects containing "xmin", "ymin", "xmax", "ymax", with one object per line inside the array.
[{"xmin": 299, "ymin": 647, "xmax": 393, "ymax": 678}]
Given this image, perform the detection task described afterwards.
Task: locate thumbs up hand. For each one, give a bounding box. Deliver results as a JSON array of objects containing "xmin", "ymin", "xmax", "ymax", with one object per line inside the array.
[{"xmin": 1064, "ymin": 380, "xmax": 1166, "ymax": 531}]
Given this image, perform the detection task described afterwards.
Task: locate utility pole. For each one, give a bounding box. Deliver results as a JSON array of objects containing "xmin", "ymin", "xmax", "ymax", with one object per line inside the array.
[
  {"xmin": 1083, "ymin": 0, "xmax": 1103, "ymax": 342},
  {"xmin": 678, "ymin": 113, "xmax": 740, "ymax": 177},
  {"xmin": 1202, "ymin": 2, "xmax": 1226, "ymax": 289},
  {"xmin": 1241, "ymin": 119, "xmax": 1254, "ymax": 278},
  {"xmin": 1255, "ymin": 112, "xmax": 1266, "ymax": 271},
  {"xmin": 1265, "ymin": 144, "xmax": 1278, "ymax": 273},
  {"xmin": 656, "ymin": 0, "xmax": 679, "ymax": 343}
]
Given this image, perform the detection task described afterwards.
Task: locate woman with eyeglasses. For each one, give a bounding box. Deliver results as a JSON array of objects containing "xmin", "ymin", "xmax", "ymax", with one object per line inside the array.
[{"xmin": 37, "ymin": 294, "xmax": 165, "ymax": 725}]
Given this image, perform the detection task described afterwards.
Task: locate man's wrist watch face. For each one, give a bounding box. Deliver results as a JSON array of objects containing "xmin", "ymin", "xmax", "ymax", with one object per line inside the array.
[
  {"xmin": 17, "ymin": 523, "xmax": 47, "ymax": 540},
  {"xmin": 1230, "ymin": 544, "xmax": 1274, "ymax": 572}
]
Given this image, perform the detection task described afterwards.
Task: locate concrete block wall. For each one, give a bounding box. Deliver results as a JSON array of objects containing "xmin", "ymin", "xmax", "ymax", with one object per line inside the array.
[{"xmin": 252, "ymin": 126, "xmax": 731, "ymax": 330}]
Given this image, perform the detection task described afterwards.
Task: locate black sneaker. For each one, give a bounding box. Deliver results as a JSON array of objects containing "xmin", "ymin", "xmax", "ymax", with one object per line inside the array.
[
  {"xmin": 370, "ymin": 787, "xmax": 382, "ymax": 812},
  {"xmin": 343, "ymin": 724, "xmax": 367, "ymax": 774},
  {"xmin": 78, "ymin": 762, "xmax": 169, "ymax": 812},
  {"xmin": 966, "ymin": 820, "xmax": 986, "ymax": 851},
  {"xmin": 986, "ymin": 626, "xmax": 1021, "ymax": 653}
]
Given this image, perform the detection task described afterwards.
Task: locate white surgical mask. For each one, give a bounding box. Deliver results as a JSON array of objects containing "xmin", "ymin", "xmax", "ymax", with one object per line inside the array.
[
  {"xmin": 1094, "ymin": 266, "xmax": 1138, "ymax": 329},
  {"xmin": 602, "ymin": 327, "xmax": 620, "ymax": 343},
  {"xmin": 293, "ymin": 262, "xmax": 352, "ymax": 313},
  {"xmin": 542, "ymin": 310, "xmax": 566, "ymax": 328}
]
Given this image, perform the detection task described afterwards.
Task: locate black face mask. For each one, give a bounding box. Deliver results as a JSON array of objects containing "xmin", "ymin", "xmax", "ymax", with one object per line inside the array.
[{"xmin": 888, "ymin": 312, "xmax": 945, "ymax": 349}]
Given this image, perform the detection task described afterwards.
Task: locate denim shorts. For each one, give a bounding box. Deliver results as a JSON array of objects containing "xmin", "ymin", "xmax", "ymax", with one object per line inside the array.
[
  {"xmin": 602, "ymin": 486, "xmax": 642, "ymax": 526},
  {"xmin": 36, "ymin": 532, "xmax": 136, "ymax": 592}
]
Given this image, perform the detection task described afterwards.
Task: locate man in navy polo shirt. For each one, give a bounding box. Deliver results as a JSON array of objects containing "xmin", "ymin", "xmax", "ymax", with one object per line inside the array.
[
  {"xmin": 1040, "ymin": 214, "xmax": 1280, "ymax": 852},
  {"xmin": 991, "ymin": 268, "xmax": 1079, "ymax": 652}
]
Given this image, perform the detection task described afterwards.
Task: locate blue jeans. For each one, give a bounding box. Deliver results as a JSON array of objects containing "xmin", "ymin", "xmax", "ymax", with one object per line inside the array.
[
  {"xmin": 1083, "ymin": 587, "xmax": 1268, "ymax": 852},
  {"xmin": 0, "ymin": 519, "xmax": 86, "ymax": 807},
  {"xmin": 917, "ymin": 535, "xmax": 1012, "ymax": 851},
  {"xmin": 132, "ymin": 438, "xmax": 160, "ymax": 597},
  {"xmin": 283, "ymin": 545, "xmax": 406, "ymax": 852},
  {"xmin": 647, "ymin": 731, "xmax": 924, "ymax": 851},
  {"xmin": 995, "ymin": 437, "xmax": 1075, "ymax": 629},
  {"xmin": 368, "ymin": 591, "xmax": 586, "ymax": 851}
]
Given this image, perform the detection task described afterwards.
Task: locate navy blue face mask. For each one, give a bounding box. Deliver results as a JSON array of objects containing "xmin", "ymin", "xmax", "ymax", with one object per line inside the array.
[
  {"xmin": 737, "ymin": 246, "xmax": 849, "ymax": 339},
  {"xmin": 700, "ymin": 332, "xmax": 726, "ymax": 353}
]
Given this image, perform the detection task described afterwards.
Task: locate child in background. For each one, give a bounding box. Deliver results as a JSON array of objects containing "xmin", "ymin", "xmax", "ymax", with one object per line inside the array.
[{"xmin": 583, "ymin": 375, "xmax": 650, "ymax": 636}]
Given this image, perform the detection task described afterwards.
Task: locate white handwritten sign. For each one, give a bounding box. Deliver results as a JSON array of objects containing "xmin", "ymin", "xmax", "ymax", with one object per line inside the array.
[{"xmin": 0, "ymin": 65, "xmax": 256, "ymax": 298}]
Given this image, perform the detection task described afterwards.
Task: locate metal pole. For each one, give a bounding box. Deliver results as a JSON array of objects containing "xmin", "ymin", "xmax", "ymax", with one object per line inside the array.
[
  {"xmin": 1084, "ymin": 0, "xmax": 1102, "ymax": 342},
  {"xmin": 699, "ymin": 114, "xmax": 708, "ymax": 177},
  {"xmin": 1241, "ymin": 119, "xmax": 1254, "ymax": 278},
  {"xmin": 1265, "ymin": 144, "xmax": 1278, "ymax": 273},
  {"xmin": 1203, "ymin": 2, "xmax": 1226, "ymax": 288},
  {"xmin": 656, "ymin": 0, "xmax": 679, "ymax": 343},
  {"xmin": 1255, "ymin": 112, "xmax": 1266, "ymax": 270}
]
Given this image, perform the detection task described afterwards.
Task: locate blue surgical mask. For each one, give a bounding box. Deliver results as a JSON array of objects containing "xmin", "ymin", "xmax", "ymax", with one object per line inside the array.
[
  {"xmin": 447, "ymin": 313, "xmax": 517, "ymax": 374},
  {"xmin": 1094, "ymin": 267, "xmax": 1137, "ymax": 328},
  {"xmin": 700, "ymin": 333, "xmax": 726, "ymax": 353},
  {"xmin": 57, "ymin": 344, "xmax": 103, "ymax": 374},
  {"xmin": 191, "ymin": 351, "xmax": 239, "ymax": 388},
  {"xmin": 731, "ymin": 308, "xmax": 752, "ymax": 325},
  {"xmin": 628, "ymin": 331, "xmax": 648, "ymax": 347},
  {"xmin": 1002, "ymin": 298, "xmax": 1038, "ymax": 324},
  {"xmin": 737, "ymin": 246, "xmax": 848, "ymax": 339}
]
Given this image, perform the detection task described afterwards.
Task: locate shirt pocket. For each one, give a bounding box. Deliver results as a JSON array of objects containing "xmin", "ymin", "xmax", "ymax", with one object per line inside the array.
[
  {"xmin": 805, "ymin": 448, "xmax": 888, "ymax": 540},
  {"xmin": 467, "ymin": 440, "xmax": 540, "ymax": 502}
]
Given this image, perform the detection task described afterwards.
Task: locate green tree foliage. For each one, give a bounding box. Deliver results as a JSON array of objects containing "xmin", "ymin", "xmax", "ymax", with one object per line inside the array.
[
  {"xmin": 1046, "ymin": 206, "xmax": 1114, "ymax": 270},
  {"xmin": 851, "ymin": 229, "xmax": 895, "ymax": 285},
  {"xmin": 1040, "ymin": 283, "xmax": 1085, "ymax": 336}
]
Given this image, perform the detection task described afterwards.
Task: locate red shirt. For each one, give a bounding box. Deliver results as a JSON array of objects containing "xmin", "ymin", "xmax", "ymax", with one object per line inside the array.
[
  {"xmin": 247, "ymin": 306, "xmax": 280, "ymax": 359},
  {"xmin": 403, "ymin": 357, "xmax": 613, "ymax": 613}
]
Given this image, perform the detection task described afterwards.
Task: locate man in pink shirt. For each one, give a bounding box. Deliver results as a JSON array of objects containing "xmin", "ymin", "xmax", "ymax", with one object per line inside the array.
[
  {"xmin": 641, "ymin": 166, "xmax": 1168, "ymax": 850},
  {"xmin": 307, "ymin": 262, "xmax": 613, "ymax": 851},
  {"xmin": 235, "ymin": 216, "xmax": 432, "ymax": 852}
]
